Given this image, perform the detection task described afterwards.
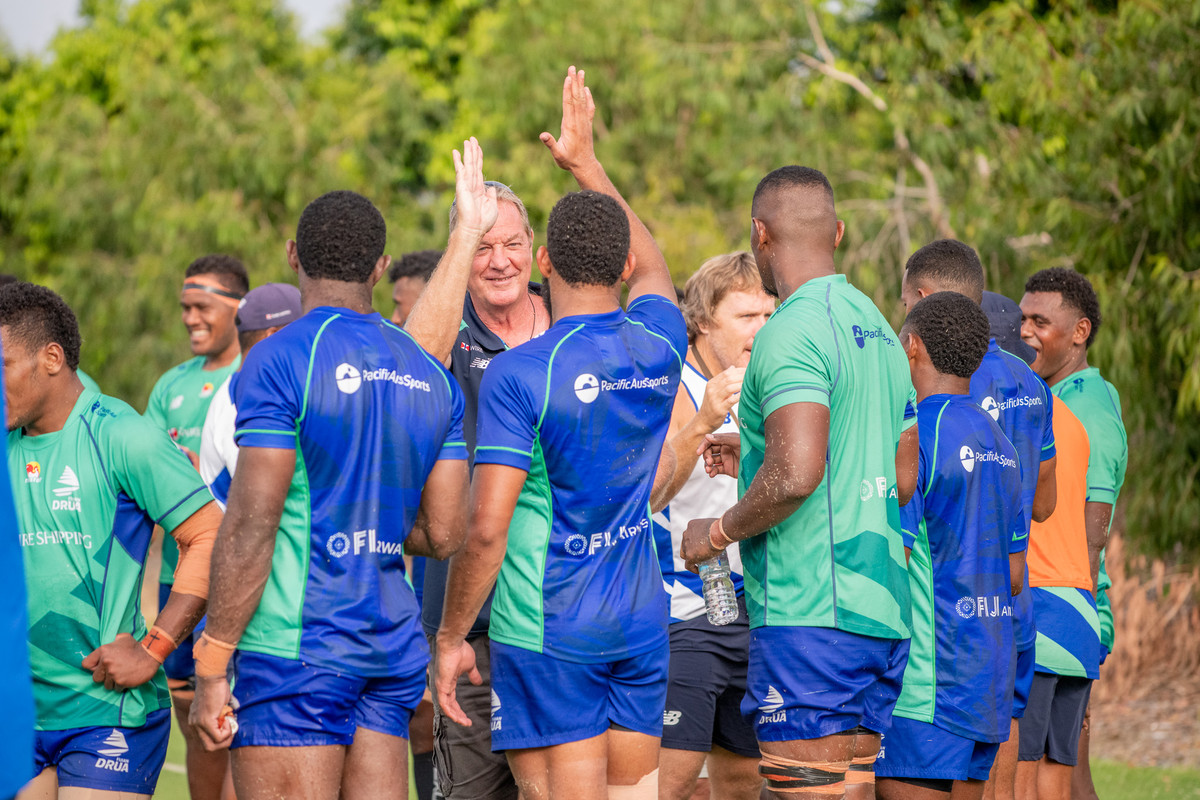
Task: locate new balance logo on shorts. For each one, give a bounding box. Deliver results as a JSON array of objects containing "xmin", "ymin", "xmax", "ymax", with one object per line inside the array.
[{"xmin": 663, "ymin": 710, "xmax": 682, "ymax": 726}]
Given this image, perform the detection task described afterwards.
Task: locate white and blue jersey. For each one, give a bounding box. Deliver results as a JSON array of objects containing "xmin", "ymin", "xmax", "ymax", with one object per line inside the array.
[
  {"xmin": 199, "ymin": 373, "xmax": 239, "ymax": 509},
  {"xmin": 970, "ymin": 340, "xmax": 1056, "ymax": 651},
  {"xmin": 474, "ymin": 295, "xmax": 686, "ymax": 663},
  {"xmin": 652, "ymin": 361, "xmax": 744, "ymax": 624},
  {"xmin": 233, "ymin": 306, "xmax": 467, "ymax": 677},
  {"xmin": 896, "ymin": 394, "xmax": 1025, "ymax": 743}
]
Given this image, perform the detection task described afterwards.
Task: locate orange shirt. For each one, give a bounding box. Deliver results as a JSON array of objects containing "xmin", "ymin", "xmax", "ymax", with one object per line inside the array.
[{"xmin": 1028, "ymin": 396, "xmax": 1092, "ymax": 589}]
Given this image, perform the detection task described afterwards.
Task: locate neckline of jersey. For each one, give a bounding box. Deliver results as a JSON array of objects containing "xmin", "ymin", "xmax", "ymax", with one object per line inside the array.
[
  {"xmin": 12, "ymin": 387, "xmax": 100, "ymax": 448},
  {"xmin": 776, "ymin": 273, "xmax": 847, "ymax": 313}
]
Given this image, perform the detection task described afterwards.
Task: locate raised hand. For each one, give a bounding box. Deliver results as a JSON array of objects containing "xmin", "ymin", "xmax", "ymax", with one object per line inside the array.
[
  {"xmin": 451, "ymin": 136, "xmax": 499, "ymax": 238},
  {"xmin": 696, "ymin": 366, "xmax": 745, "ymax": 433},
  {"xmin": 539, "ymin": 65, "xmax": 599, "ymax": 175}
]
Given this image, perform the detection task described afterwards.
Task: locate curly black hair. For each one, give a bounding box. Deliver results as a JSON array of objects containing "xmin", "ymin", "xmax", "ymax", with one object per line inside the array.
[
  {"xmin": 545, "ymin": 191, "xmax": 630, "ymax": 287},
  {"xmin": 904, "ymin": 291, "xmax": 990, "ymax": 378},
  {"xmin": 0, "ymin": 282, "xmax": 82, "ymax": 370},
  {"xmin": 1024, "ymin": 267, "xmax": 1102, "ymax": 348},
  {"xmin": 296, "ymin": 191, "xmax": 387, "ymax": 283},
  {"xmin": 388, "ymin": 249, "xmax": 442, "ymax": 284},
  {"xmin": 751, "ymin": 166, "xmax": 834, "ymax": 218},
  {"xmin": 904, "ymin": 239, "xmax": 984, "ymax": 304},
  {"xmin": 185, "ymin": 254, "xmax": 249, "ymax": 296}
]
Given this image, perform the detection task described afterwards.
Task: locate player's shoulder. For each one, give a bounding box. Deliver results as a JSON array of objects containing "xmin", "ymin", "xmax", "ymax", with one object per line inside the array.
[
  {"xmin": 1056, "ymin": 368, "xmax": 1124, "ymax": 430},
  {"xmin": 150, "ymin": 356, "xmax": 204, "ymax": 394}
]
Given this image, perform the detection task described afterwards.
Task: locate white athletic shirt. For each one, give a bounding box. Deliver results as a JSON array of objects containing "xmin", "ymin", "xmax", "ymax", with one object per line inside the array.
[
  {"xmin": 198, "ymin": 374, "xmax": 238, "ymax": 510},
  {"xmin": 651, "ymin": 361, "xmax": 744, "ymax": 623}
]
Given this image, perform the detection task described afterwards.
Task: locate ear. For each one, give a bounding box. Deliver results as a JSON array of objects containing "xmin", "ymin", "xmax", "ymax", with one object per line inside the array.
[
  {"xmin": 41, "ymin": 342, "xmax": 66, "ymax": 378},
  {"xmin": 285, "ymin": 240, "xmax": 302, "ymax": 276},
  {"xmin": 901, "ymin": 330, "xmax": 920, "ymax": 363},
  {"xmin": 751, "ymin": 218, "xmax": 768, "ymax": 252},
  {"xmin": 536, "ymin": 245, "xmax": 554, "ymax": 278},
  {"xmin": 368, "ymin": 254, "xmax": 392, "ymax": 289},
  {"xmin": 833, "ymin": 219, "xmax": 846, "ymax": 249},
  {"xmin": 1072, "ymin": 316, "xmax": 1091, "ymax": 347},
  {"xmin": 620, "ymin": 250, "xmax": 636, "ymax": 283}
]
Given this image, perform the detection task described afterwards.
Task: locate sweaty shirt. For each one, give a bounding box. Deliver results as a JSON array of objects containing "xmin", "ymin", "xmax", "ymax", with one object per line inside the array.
[
  {"xmin": 234, "ymin": 307, "xmax": 466, "ymax": 676},
  {"xmin": 969, "ymin": 341, "xmax": 1056, "ymax": 650},
  {"xmin": 737, "ymin": 274, "xmax": 915, "ymax": 637},
  {"xmin": 11, "ymin": 388, "xmax": 213, "ymax": 729},
  {"xmin": 897, "ymin": 394, "xmax": 1024, "ymax": 743},
  {"xmin": 473, "ymin": 295, "xmax": 686, "ymax": 663},
  {"xmin": 144, "ymin": 355, "xmax": 240, "ymax": 583},
  {"xmin": 1028, "ymin": 397, "xmax": 1099, "ymax": 678}
]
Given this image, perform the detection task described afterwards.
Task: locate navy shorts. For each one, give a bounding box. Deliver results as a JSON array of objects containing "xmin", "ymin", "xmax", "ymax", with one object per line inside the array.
[
  {"xmin": 744, "ymin": 626, "xmax": 909, "ymax": 742},
  {"xmin": 34, "ymin": 708, "xmax": 170, "ymax": 794},
  {"xmin": 231, "ymin": 650, "xmax": 426, "ymax": 748},
  {"xmin": 876, "ymin": 716, "xmax": 999, "ymax": 782},
  {"xmin": 158, "ymin": 583, "xmax": 204, "ymax": 683},
  {"xmin": 1018, "ymin": 673, "xmax": 1091, "ymax": 765},
  {"xmin": 661, "ymin": 624, "xmax": 758, "ymax": 758},
  {"xmin": 488, "ymin": 639, "xmax": 669, "ymax": 751},
  {"xmin": 1012, "ymin": 643, "xmax": 1036, "ymax": 719}
]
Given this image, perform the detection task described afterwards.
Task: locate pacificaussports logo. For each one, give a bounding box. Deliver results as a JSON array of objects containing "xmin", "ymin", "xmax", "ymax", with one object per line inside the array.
[
  {"xmin": 852, "ymin": 324, "xmax": 896, "ymax": 349},
  {"xmin": 336, "ymin": 363, "xmax": 432, "ymax": 395},
  {"xmin": 960, "ymin": 444, "xmax": 1016, "ymax": 473},
  {"xmin": 573, "ymin": 372, "xmax": 670, "ymax": 404},
  {"xmin": 980, "ymin": 395, "xmax": 1042, "ymax": 421}
]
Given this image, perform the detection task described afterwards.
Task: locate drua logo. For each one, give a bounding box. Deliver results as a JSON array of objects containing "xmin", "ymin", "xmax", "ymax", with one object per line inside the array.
[
  {"xmin": 52, "ymin": 466, "xmax": 82, "ymax": 512},
  {"xmin": 759, "ymin": 685, "xmax": 787, "ymax": 723},
  {"xmin": 491, "ymin": 689, "xmax": 502, "ymax": 731},
  {"xmin": 851, "ymin": 324, "xmax": 895, "ymax": 349},
  {"xmin": 574, "ymin": 373, "xmax": 600, "ymax": 403},
  {"xmin": 94, "ymin": 729, "xmax": 130, "ymax": 773}
]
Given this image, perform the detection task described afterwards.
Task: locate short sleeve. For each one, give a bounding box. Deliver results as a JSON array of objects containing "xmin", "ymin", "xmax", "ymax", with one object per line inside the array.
[
  {"xmin": 899, "ymin": 440, "xmax": 929, "ymax": 550},
  {"xmin": 439, "ymin": 378, "xmax": 469, "ymax": 462},
  {"xmin": 1038, "ymin": 378, "xmax": 1056, "ymax": 461},
  {"xmin": 472, "ymin": 354, "xmax": 541, "ymax": 472},
  {"xmin": 627, "ymin": 295, "xmax": 688, "ymax": 363},
  {"xmin": 752, "ymin": 311, "xmax": 833, "ymax": 419},
  {"xmin": 111, "ymin": 416, "xmax": 214, "ymax": 532},
  {"xmin": 903, "ymin": 386, "xmax": 918, "ymax": 432},
  {"xmin": 1082, "ymin": 411, "xmax": 1125, "ymax": 506},
  {"xmin": 143, "ymin": 373, "xmax": 168, "ymax": 428},
  {"xmin": 233, "ymin": 338, "xmax": 303, "ymax": 450}
]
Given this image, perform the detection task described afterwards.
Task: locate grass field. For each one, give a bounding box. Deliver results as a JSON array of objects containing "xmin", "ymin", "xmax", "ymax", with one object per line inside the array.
[{"xmin": 152, "ymin": 716, "xmax": 1200, "ymax": 799}]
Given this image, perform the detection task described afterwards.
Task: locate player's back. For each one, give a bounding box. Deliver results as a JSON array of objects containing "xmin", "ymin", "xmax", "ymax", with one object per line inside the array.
[
  {"xmin": 738, "ymin": 274, "xmax": 913, "ymax": 638},
  {"xmin": 233, "ymin": 306, "xmax": 466, "ymax": 676},
  {"xmin": 477, "ymin": 296, "xmax": 685, "ymax": 661},
  {"xmin": 898, "ymin": 394, "xmax": 1023, "ymax": 742}
]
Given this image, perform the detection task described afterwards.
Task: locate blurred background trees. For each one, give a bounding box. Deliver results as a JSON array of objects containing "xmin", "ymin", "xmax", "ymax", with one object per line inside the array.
[{"xmin": 1, "ymin": 0, "xmax": 1196, "ymax": 555}]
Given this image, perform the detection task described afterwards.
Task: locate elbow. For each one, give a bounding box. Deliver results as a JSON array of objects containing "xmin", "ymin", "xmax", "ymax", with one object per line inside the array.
[{"xmin": 1032, "ymin": 499, "xmax": 1055, "ymax": 523}]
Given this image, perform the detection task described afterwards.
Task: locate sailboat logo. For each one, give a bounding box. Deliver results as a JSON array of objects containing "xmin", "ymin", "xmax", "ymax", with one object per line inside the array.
[{"xmin": 98, "ymin": 730, "xmax": 129, "ymax": 758}]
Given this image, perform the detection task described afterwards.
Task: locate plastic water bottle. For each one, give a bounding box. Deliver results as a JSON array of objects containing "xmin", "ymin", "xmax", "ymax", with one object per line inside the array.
[{"xmin": 698, "ymin": 551, "xmax": 739, "ymax": 626}]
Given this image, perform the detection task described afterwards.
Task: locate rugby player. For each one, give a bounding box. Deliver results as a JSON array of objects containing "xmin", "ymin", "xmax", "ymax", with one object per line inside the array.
[
  {"xmin": 681, "ymin": 166, "xmax": 918, "ymax": 800},
  {"xmin": 198, "ymin": 282, "xmax": 302, "ymax": 510},
  {"xmin": 0, "ymin": 333, "xmax": 34, "ymax": 800},
  {"xmin": 897, "ymin": 240, "xmax": 1057, "ymax": 800},
  {"xmin": 434, "ymin": 68, "xmax": 685, "ymax": 800},
  {"xmin": 402, "ymin": 143, "xmax": 548, "ymax": 800},
  {"xmin": 1020, "ymin": 268, "xmax": 1126, "ymax": 800},
  {"xmin": 3, "ymin": 282, "xmax": 220, "ymax": 799},
  {"xmin": 188, "ymin": 191, "xmax": 470, "ymax": 800},
  {"xmin": 650, "ymin": 252, "xmax": 773, "ymax": 800},
  {"xmin": 875, "ymin": 291, "xmax": 1025, "ymax": 800},
  {"xmin": 144, "ymin": 254, "xmax": 247, "ymax": 800},
  {"xmin": 390, "ymin": 250, "xmax": 442, "ymax": 326}
]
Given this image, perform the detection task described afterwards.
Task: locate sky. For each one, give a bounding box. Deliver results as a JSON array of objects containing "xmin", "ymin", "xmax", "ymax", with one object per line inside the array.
[{"xmin": 0, "ymin": 0, "xmax": 346, "ymax": 54}]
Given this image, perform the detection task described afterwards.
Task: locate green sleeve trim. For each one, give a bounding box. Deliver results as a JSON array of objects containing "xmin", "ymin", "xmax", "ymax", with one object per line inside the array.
[
  {"xmin": 235, "ymin": 428, "xmax": 297, "ymax": 438},
  {"xmin": 538, "ymin": 326, "xmax": 584, "ymax": 431},
  {"xmin": 476, "ymin": 445, "xmax": 533, "ymax": 458},
  {"xmin": 298, "ymin": 313, "xmax": 340, "ymax": 424},
  {"xmin": 924, "ymin": 399, "xmax": 951, "ymax": 499}
]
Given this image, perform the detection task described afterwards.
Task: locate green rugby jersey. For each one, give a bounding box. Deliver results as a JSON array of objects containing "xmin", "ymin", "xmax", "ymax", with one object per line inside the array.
[
  {"xmin": 738, "ymin": 274, "xmax": 915, "ymax": 637},
  {"xmin": 10, "ymin": 388, "xmax": 213, "ymax": 729},
  {"xmin": 144, "ymin": 355, "xmax": 239, "ymax": 583}
]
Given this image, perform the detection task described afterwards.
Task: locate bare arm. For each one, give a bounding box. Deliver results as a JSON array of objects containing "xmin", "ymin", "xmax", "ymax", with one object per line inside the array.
[
  {"xmin": 540, "ymin": 66, "xmax": 676, "ymax": 306},
  {"xmin": 434, "ymin": 463, "xmax": 526, "ymax": 726},
  {"xmin": 680, "ymin": 402, "xmax": 829, "ymax": 568},
  {"xmin": 650, "ymin": 367, "xmax": 744, "ymax": 512},
  {"xmin": 1084, "ymin": 501, "xmax": 1113, "ymax": 595},
  {"xmin": 1032, "ymin": 455, "xmax": 1057, "ymax": 523},
  {"xmin": 404, "ymin": 138, "xmax": 499, "ymax": 364},
  {"xmin": 404, "ymin": 458, "xmax": 470, "ymax": 559},
  {"xmin": 895, "ymin": 425, "xmax": 919, "ymax": 507},
  {"xmin": 1009, "ymin": 550, "xmax": 1027, "ymax": 597}
]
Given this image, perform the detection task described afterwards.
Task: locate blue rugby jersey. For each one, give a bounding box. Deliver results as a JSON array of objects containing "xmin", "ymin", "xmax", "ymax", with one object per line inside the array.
[
  {"xmin": 473, "ymin": 295, "xmax": 686, "ymax": 663},
  {"xmin": 233, "ymin": 307, "xmax": 466, "ymax": 676},
  {"xmin": 896, "ymin": 394, "xmax": 1025, "ymax": 743},
  {"xmin": 969, "ymin": 340, "xmax": 1056, "ymax": 651}
]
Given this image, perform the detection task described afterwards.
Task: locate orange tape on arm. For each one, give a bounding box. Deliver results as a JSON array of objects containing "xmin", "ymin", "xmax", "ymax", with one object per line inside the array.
[
  {"xmin": 140, "ymin": 625, "xmax": 177, "ymax": 663},
  {"xmin": 194, "ymin": 632, "xmax": 238, "ymax": 679},
  {"xmin": 169, "ymin": 501, "xmax": 222, "ymax": 600}
]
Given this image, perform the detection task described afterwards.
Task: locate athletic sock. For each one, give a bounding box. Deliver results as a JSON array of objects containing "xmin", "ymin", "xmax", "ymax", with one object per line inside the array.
[{"xmin": 413, "ymin": 751, "xmax": 434, "ymax": 800}]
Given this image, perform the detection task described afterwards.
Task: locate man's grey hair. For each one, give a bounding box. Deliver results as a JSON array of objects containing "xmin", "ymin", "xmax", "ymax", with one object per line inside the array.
[{"xmin": 449, "ymin": 180, "xmax": 533, "ymax": 238}]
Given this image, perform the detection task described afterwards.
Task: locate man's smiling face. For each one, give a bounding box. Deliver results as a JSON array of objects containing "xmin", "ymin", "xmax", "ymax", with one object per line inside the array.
[{"xmin": 467, "ymin": 201, "xmax": 534, "ymax": 315}]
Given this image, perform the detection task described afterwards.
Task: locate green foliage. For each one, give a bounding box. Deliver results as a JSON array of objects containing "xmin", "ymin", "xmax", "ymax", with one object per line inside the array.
[{"xmin": 0, "ymin": 0, "xmax": 1196, "ymax": 554}]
